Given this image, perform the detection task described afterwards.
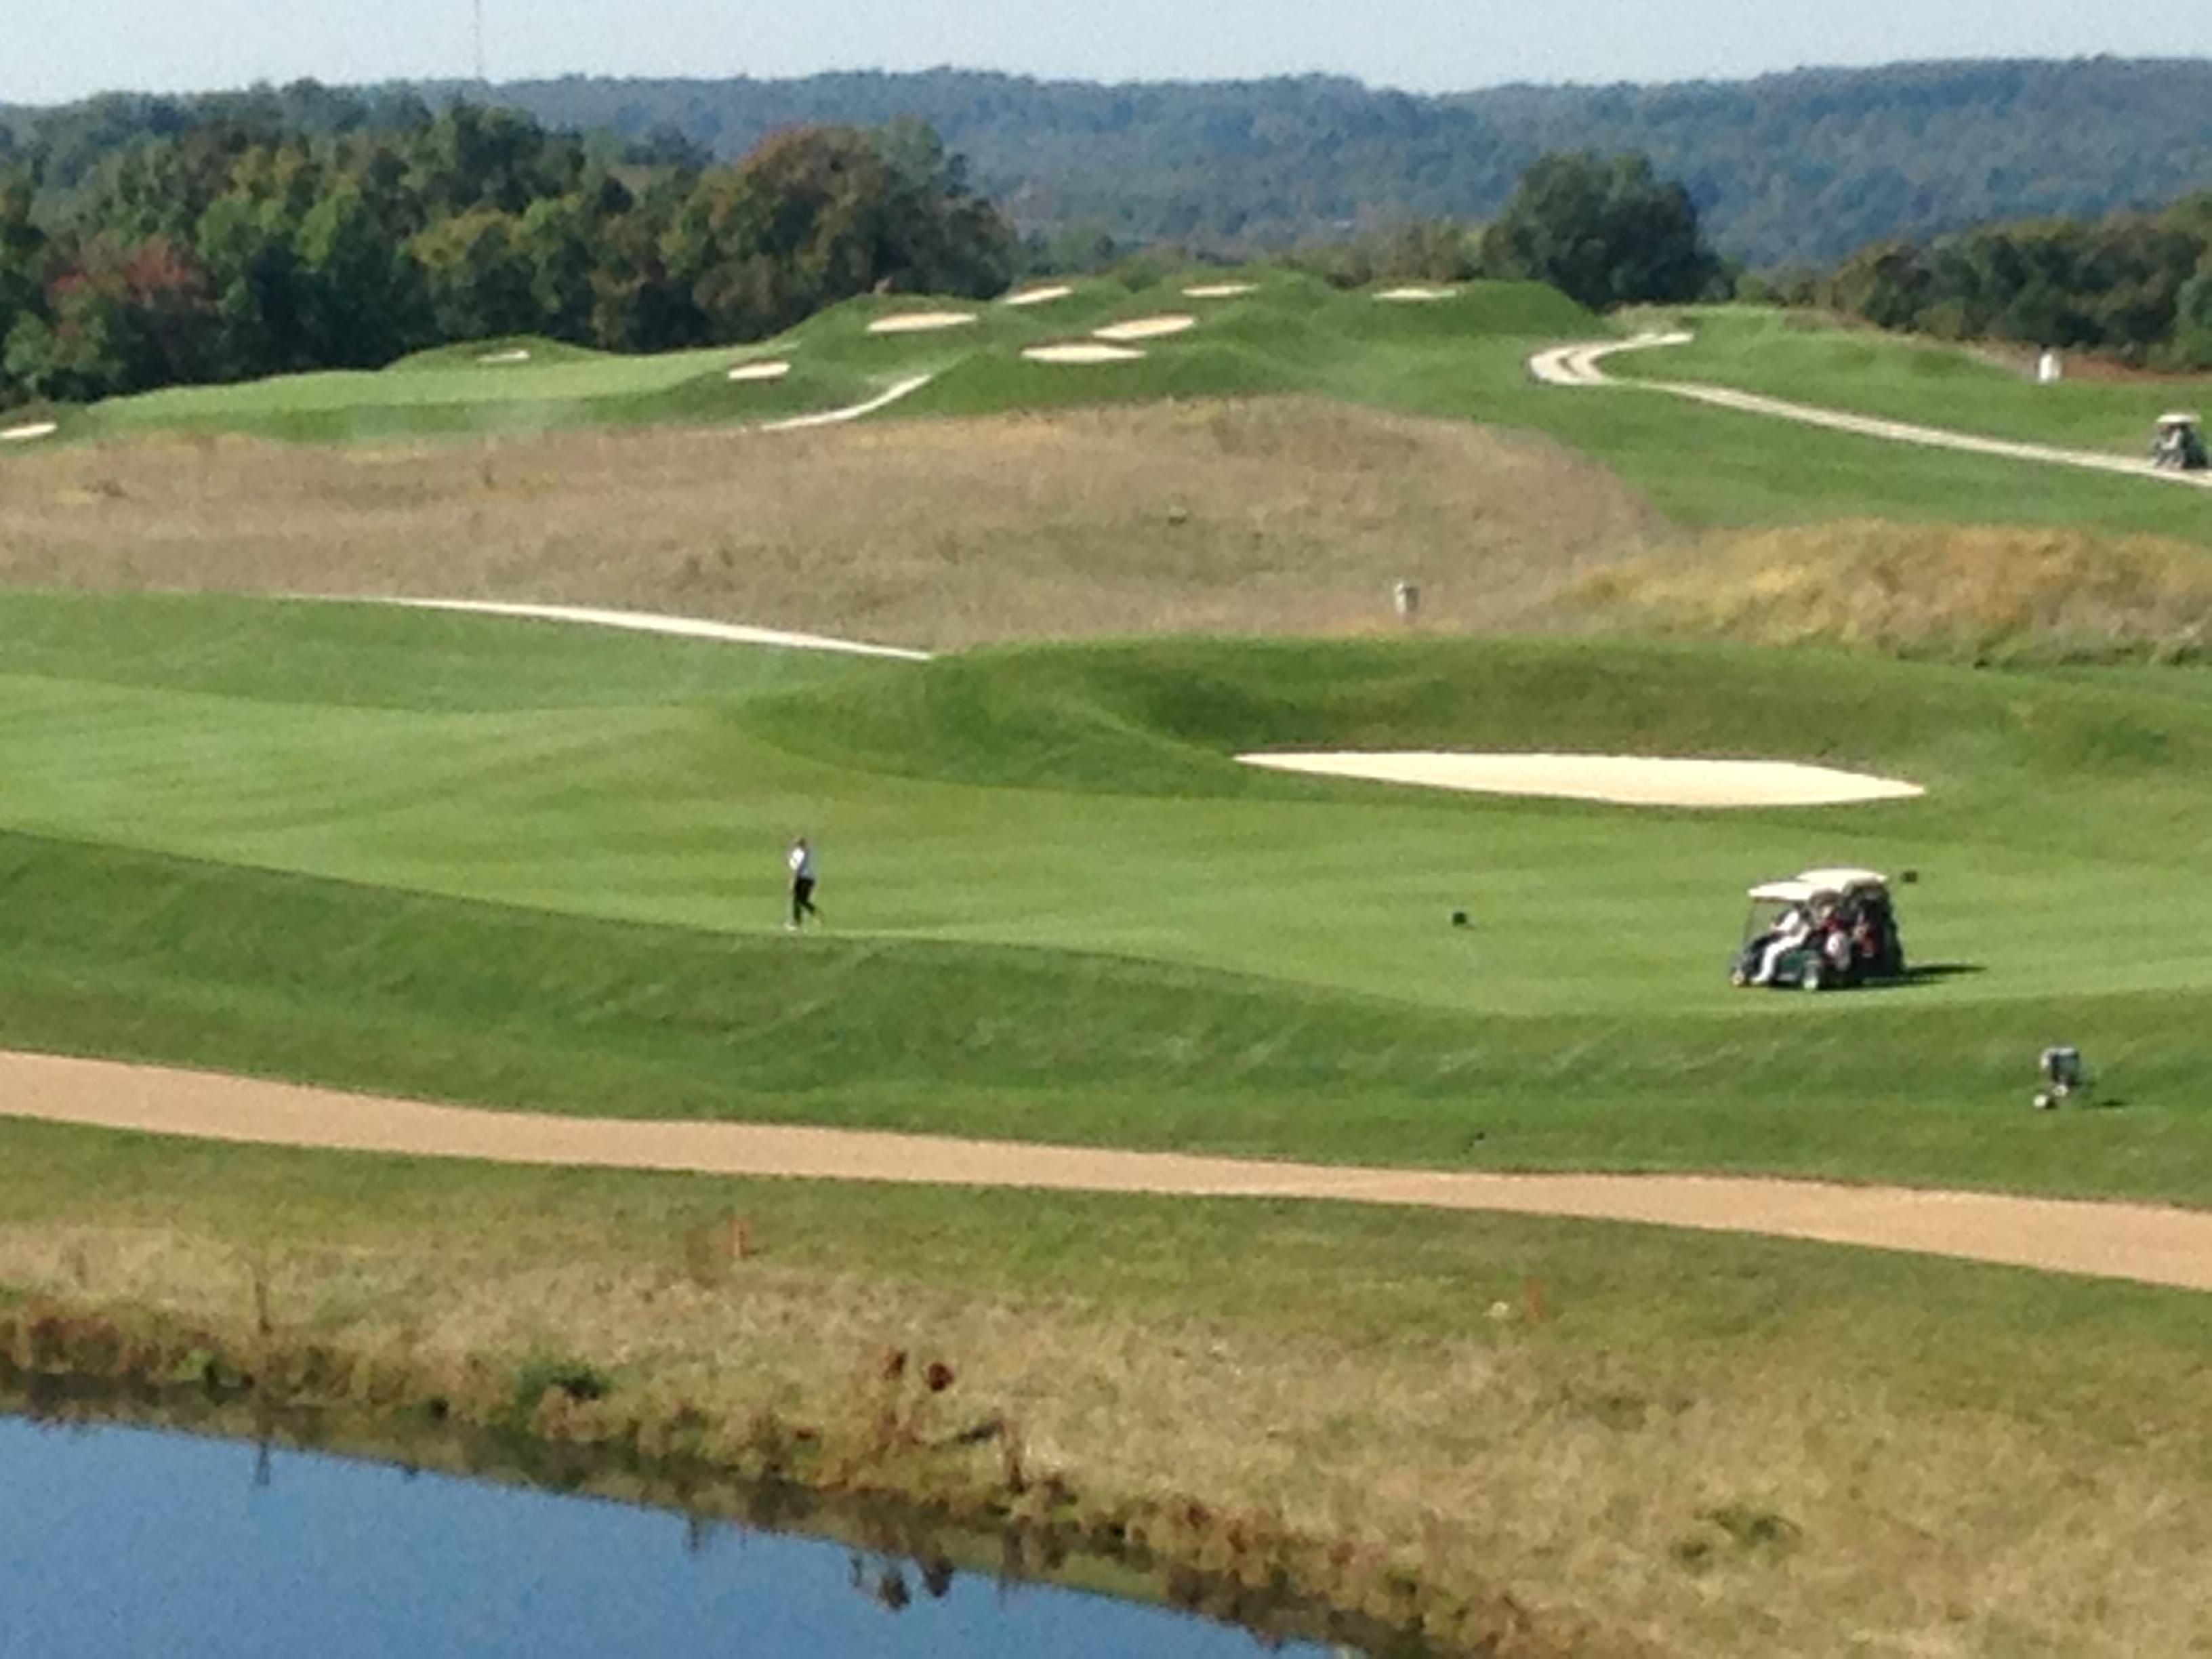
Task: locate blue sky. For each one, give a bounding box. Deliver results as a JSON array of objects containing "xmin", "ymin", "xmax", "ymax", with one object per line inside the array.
[{"xmin": 5, "ymin": 0, "xmax": 2209, "ymax": 104}]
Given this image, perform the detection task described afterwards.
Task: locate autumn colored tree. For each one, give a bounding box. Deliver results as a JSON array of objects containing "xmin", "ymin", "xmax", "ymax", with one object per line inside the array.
[{"xmin": 0, "ymin": 106, "xmax": 1019, "ymax": 402}]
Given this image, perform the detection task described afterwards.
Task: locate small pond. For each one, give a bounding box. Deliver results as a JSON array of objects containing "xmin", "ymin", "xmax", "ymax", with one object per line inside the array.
[{"xmin": 0, "ymin": 1416, "xmax": 1349, "ymax": 1658}]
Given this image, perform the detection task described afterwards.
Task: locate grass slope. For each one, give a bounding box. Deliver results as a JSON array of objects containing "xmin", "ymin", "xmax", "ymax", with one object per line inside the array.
[
  {"xmin": 1609, "ymin": 306, "xmax": 2212, "ymax": 454},
  {"xmin": 1, "ymin": 593, "xmax": 2208, "ymax": 1201}
]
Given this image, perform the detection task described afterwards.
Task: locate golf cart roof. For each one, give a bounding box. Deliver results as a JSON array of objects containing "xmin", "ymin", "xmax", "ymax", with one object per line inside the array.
[
  {"xmin": 1746, "ymin": 867, "xmax": 1889, "ymax": 903},
  {"xmin": 2157, "ymin": 412, "xmax": 2203, "ymax": 428}
]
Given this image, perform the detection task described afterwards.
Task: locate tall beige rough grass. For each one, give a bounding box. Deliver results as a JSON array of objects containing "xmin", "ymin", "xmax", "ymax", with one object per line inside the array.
[
  {"xmin": 0, "ymin": 400, "xmax": 1665, "ymax": 649},
  {"xmin": 1564, "ymin": 521, "xmax": 2212, "ymax": 663}
]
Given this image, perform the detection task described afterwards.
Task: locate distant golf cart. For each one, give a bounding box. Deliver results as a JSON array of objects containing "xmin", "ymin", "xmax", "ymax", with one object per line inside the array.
[
  {"xmin": 1730, "ymin": 867, "xmax": 1906, "ymax": 992},
  {"xmin": 2152, "ymin": 412, "xmax": 2207, "ymax": 472}
]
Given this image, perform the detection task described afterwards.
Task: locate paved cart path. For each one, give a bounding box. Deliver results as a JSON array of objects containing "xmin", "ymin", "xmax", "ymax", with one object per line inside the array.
[
  {"xmin": 1528, "ymin": 333, "xmax": 2212, "ymax": 491},
  {"xmin": 2, "ymin": 1050, "xmax": 2205, "ymax": 1293}
]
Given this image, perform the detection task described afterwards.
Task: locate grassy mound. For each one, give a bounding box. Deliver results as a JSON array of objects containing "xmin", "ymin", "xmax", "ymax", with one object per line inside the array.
[{"xmin": 47, "ymin": 271, "xmax": 1587, "ymax": 447}]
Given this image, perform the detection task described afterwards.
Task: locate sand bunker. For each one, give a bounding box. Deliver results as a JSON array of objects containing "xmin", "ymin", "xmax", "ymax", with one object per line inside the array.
[
  {"xmin": 0, "ymin": 422, "xmax": 59, "ymax": 443},
  {"xmin": 726, "ymin": 361, "xmax": 794, "ymax": 382},
  {"xmin": 1374, "ymin": 286, "xmax": 1456, "ymax": 302},
  {"xmin": 1022, "ymin": 343, "xmax": 1147, "ymax": 365},
  {"xmin": 1237, "ymin": 752, "xmax": 1925, "ymax": 808},
  {"xmin": 1094, "ymin": 314, "xmax": 1198, "ymax": 342},
  {"xmin": 1003, "ymin": 285, "xmax": 1076, "ymax": 307},
  {"xmin": 1184, "ymin": 283, "xmax": 1257, "ymax": 299},
  {"xmin": 477, "ymin": 348, "xmax": 533, "ymax": 365},
  {"xmin": 867, "ymin": 311, "xmax": 979, "ymax": 335}
]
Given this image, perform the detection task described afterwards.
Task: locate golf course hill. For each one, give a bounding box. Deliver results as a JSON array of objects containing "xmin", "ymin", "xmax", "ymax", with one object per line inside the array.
[{"xmin": 14, "ymin": 274, "xmax": 1593, "ymax": 447}]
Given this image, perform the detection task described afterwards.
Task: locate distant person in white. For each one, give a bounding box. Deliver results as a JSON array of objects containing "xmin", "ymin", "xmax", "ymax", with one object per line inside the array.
[
  {"xmin": 1751, "ymin": 904, "xmax": 1812, "ymax": 985},
  {"xmin": 787, "ymin": 836, "xmax": 820, "ymax": 930},
  {"xmin": 2038, "ymin": 349, "xmax": 2063, "ymax": 385}
]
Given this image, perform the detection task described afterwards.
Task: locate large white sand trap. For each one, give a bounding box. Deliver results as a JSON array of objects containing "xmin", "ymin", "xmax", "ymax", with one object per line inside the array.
[
  {"xmin": 0, "ymin": 421, "xmax": 59, "ymax": 443},
  {"xmin": 1374, "ymin": 286, "xmax": 1456, "ymax": 302},
  {"xmin": 1002, "ymin": 285, "xmax": 1075, "ymax": 307},
  {"xmin": 726, "ymin": 360, "xmax": 793, "ymax": 382},
  {"xmin": 477, "ymin": 348, "xmax": 533, "ymax": 365},
  {"xmin": 1237, "ymin": 752, "xmax": 1925, "ymax": 808},
  {"xmin": 1184, "ymin": 282, "xmax": 1257, "ymax": 299},
  {"xmin": 867, "ymin": 310, "xmax": 979, "ymax": 335},
  {"xmin": 1022, "ymin": 342, "xmax": 1147, "ymax": 365},
  {"xmin": 379, "ymin": 599, "xmax": 931, "ymax": 661},
  {"xmin": 1094, "ymin": 314, "xmax": 1198, "ymax": 342}
]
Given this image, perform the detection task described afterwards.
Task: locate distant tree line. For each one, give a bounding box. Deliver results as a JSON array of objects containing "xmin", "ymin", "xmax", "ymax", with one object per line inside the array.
[
  {"xmin": 1795, "ymin": 194, "xmax": 2212, "ymax": 368},
  {"xmin": 0, "ymin": 99, "xmax": 1015, "ymax": 407},
  {"xmin": 11, "ymin": 60, "xmax": 2212, "ymax": 271}
]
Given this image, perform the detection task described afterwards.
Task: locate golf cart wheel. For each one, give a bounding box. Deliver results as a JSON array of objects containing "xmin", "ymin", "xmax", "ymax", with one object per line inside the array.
[{"xmin": 1799, "ymin": 958, "xmax": 1825, "ymax": 992}]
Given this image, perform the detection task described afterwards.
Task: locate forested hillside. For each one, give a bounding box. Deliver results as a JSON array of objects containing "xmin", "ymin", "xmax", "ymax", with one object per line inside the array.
[
  {"xmin": 8, "ymin": 60, "xmax": 2211, "ymax": 267},
  {"xmin": 1815, "ymin": 192, "xmax": 2212, "ymax": 367},
  {"xmin": 0, "ymin": 106, "xmax": 1013, "ymax": 407}
]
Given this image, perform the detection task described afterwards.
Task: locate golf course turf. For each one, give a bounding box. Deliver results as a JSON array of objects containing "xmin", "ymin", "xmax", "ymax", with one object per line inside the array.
[
  {"xmin": 1, "ymin": 593, "xmax": 2208, "ymax": 1202},
  {"xmin": 3, "ymin": 283, "xmax": 2209, "ymax": 1657}
]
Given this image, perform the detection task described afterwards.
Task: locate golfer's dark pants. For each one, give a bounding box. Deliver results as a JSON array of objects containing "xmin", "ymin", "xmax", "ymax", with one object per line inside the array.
[{"xmin": 791, "ymin": 878, "xmax": 817, "ymax": 923}]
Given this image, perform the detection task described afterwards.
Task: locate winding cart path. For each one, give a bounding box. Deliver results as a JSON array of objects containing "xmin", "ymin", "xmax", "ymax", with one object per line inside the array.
[
  {"xmin": 1528, "ymin": 333, "xmax": 2212, "ymax": 491},
  {"xmin": 3, "ymin": 1049, "xmax": 2206, "ymax": 1294}
]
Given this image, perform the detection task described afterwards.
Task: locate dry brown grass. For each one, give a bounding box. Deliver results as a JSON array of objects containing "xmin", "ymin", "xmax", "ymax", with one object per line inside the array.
[
  {"xmin": 1557, "ymin": 520, "xmax": 2212, "ymax": 663},
  {"xmin": 0, "ymin": 398, "xmax": 1666, "ymax": 650},
  {"xmin": 5, "ymin": 1216, "xmax": 2205, "ymax": 1659}
]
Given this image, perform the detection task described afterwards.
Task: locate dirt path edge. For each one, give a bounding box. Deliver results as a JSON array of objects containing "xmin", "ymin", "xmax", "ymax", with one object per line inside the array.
[{"xmin": 3, "ymin": 1050, "xmax": 2206, "ymax": 1292}]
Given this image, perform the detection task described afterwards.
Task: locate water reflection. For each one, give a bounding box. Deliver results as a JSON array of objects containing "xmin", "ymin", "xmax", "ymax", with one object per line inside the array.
[{"xmin": 0, "ymin": 1416, "xmax": 1344, "ymax": 1658}]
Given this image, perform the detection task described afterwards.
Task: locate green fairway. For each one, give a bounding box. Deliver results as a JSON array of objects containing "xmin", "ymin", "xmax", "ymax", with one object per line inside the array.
[
  {"xmin": 16, "ymin": 276, "xmax": 2211, "ymax": 544},
  {"xmin": 1607, "ymin": 305, "xmax": 2212, "ymax": 455},
  {"xmin": 1, "ymin": 592, "xmax": 2208, "ymax": 1201}
]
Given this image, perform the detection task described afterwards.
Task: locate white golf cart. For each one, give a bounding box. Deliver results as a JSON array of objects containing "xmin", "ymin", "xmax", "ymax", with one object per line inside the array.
[{"xmin": 1730, "ymin": 867, "xmax": 1906, "ymax": 992}]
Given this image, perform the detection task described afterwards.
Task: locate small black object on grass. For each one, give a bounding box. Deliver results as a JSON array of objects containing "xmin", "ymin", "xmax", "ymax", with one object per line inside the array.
[
  {"xmin": 1451, "ymin": 909, "xmax": 1470, "ymax": 927},
  {"xmin": 2034, "ymin": 1045, "xmax": 2087, "ymax": 1111}
]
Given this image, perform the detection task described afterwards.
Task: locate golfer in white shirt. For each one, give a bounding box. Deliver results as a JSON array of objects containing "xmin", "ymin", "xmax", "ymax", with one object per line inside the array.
[{"xmin": 787, "ymin": 836, "xmax": 820, "ymax": 930}]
